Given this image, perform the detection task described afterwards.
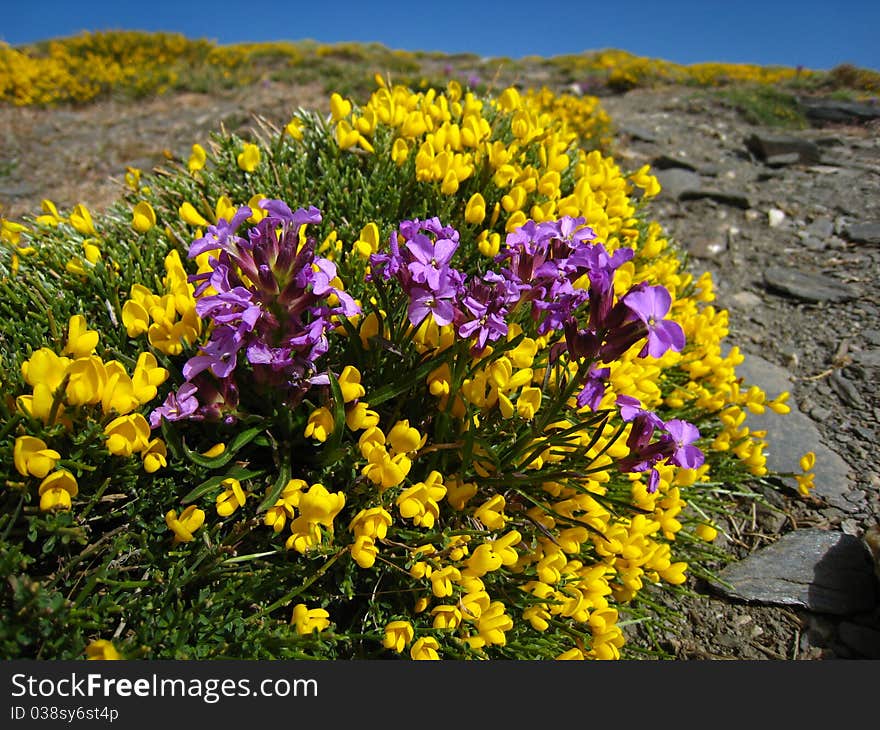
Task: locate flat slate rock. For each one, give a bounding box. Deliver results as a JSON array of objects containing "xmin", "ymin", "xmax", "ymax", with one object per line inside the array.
[
  {"xmin": 744, "ymin": 133, "xmax": 821, "ymax": 164},
  {"xmin": 712, "ymin": 528, "xmax": 878, "ymax": 615},
  {"xmin": 656, "ymin": 168, "xmax": 702, "ymax": 198},
  {"xmin": 651, "ymin": 154, "xmax": 699, "ymax": 171},
  {"xmin": 842, "ymin": 222, "xmax": 880, "ymax": 245},
  {"xmin": 763, "ymin": 265, "xmax": 858, "ymax": 303},
  {"xmin": 735, "ymin": 353, "xmax": 854, "ymax": 511},
  {"xmin": 799, "ymin": 98, "xmax": 880, "ymax": 125}
]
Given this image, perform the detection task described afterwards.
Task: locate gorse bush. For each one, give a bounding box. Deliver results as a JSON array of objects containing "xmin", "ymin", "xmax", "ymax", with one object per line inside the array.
[{"xmin": 0, "ymin": 77, "xmax": 816, "ymax": 660}]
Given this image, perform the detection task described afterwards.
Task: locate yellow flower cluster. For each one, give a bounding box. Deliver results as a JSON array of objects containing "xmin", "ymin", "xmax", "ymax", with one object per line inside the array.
[
  {"xmin": 262, "ymin": 478, "xmax": 346, "ymax": 554},
  {"xmin": 0, "ymin": 31, "xmax": 242, "ymax": 105},
  {"xmin": 550, "ymin": 48, "xmax": 816, "ymax": 89},
  {"xmin": 122, "ymin": 250, "xmax": 201, "ymax": 355},
  {"xmin": 14, "ymin": 315, "xmax": 169, "ymax": 512}
]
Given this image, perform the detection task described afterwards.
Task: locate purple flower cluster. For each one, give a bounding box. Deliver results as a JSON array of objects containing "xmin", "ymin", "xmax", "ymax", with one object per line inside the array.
[
  {"xmin": 370, "ymin": 215, "xmax": 686, "ymax": 407},
  {"xmin": 616, "ymin": 395, "xmax": 705, "ymax": 491},
  {"xmin": 369, "ymin": 217, "xmax": 519, "ymax": 353},
  {"xmin": 151, "ymin": 200, "xmax": 359, "ymax": 426}
]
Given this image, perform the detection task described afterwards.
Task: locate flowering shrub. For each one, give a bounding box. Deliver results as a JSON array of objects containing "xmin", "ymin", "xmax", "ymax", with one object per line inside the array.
[{"xmin": 0, "ymin": 78, "xmax": 815, "ymax": 660}]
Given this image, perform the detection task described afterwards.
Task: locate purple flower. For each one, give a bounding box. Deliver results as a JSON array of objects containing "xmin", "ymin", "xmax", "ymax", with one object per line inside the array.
[
  {"xmin": 456, "ymin": 271, "xmax": 517, "ymax": 353},
  {"xmin": 575, "ymin": 365, "xmax": 610, "ymax": 410},
  {"xmin": 170, "ymin": 201, "xmax": 361, "ymax": 415},
  {"xmin": 664, "ymin": 419, "xmax": 705, "ymax": 469},
  {"xmin": 406, "ymin": 232, "xmax": 458, "ymax": 291},
  {"xmin": 149, "ymin": 383, "xmax": 200, "ymax": 427},
  {"xmin": 646, "ymin": 468, "xmax": 661, "ymax": 494},
  {"xmin": 188, "ymin": 207, "xmax": 253, "ymax": 259},
  {"xmin": 617, "ymin": 395, "xmax": 665, "ymax": 451},
  {"xmin": 409, "ymin": 284, "xmax": 456, "ymax": 327},
  {"xmin": 622, "ymin": 284, "xmax": 686, "ymax": 359}
]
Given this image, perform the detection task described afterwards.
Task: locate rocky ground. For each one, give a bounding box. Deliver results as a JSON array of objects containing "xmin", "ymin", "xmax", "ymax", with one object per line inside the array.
[{"xmin": 2, "ymin": 73, "xmax": 879, "ymax": 660}]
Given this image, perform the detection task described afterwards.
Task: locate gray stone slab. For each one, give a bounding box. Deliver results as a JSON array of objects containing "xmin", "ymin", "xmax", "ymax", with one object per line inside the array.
[
  {"xmin": 763, "ymin": 265, "xmax": 858, "ymax": 303},
  {"xmin": 744, "ymin": 133, "xmax": 821, "ymax": 164},
  {"xmin": 712, "ymin": 528, "xmax": 878, "ymax": 615},
  {"xmin": 680, "ymin": 189, "xmax": 751, "ymax": 209},
  {"xmin": 656, "ymin": 168, "xmax": 702, "ymax": 199},
  {"xmin": 800, "ymin": 98, "xmax": 880, "ymax": 125},
  {"xmin": 735, "ymin": 353, "xmax": 854, "ymax": 511},
  {"xmin": 843, "ymin": 222, "xmax": 880, "ymax": 245}
]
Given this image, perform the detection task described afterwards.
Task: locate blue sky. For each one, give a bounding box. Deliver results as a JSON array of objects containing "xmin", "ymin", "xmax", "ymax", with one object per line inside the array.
[{"xmin": 2, "ymin": 0, "xmax": 878, "ymax": 71}]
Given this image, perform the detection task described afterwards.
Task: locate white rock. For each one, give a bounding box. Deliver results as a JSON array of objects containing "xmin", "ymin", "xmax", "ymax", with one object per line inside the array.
[{"xmin": 768, "ymin": 208, "xmax": 786, "ymax": 227}]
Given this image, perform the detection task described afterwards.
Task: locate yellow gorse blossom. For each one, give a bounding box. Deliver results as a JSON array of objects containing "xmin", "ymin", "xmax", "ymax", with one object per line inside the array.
[
  {"xmin": 291, "ymin": 604, "xmax": 331, "ymax": 635},
  {"xmin": 132, "ymin": 201, "xmax": 157, "ymax": 233},
  {"xmin": 188, "ymin": 143, "xmax": 207, "ymax": 172},
  {"xmin": 14, "ymin": 436, "xmax": 61, "ymax": 479},
  {"xmin": 85, "ymin": 640, "xmax": 122, "ymax": 660},
  {"xmin": 165, "ymin": 505, "xmax": 206, "ymax": 544},
  {"xmin": 237, "ymin": 142, "xmax": 261, "ymax": 172},
  {"xmin": 38, "ymin": 470, "xmax": 78, "ymax": 512}
]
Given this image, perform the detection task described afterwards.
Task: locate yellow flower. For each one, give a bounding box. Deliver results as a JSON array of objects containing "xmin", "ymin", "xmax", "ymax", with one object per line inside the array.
[
  {"xmin": 14, "ymin": 436, "xmax": 61, "ymax": 479},
  {"xmin": 350, "ymin": 535, "xmax": 379, "ymax": 568},
  {"xmin": 202, "ymin": 443, "xmax": 226, "ymax": 458},
  {"xmin": 124, "ymin": 167, "xmax": 141, "ymax": 191},
  {"xmin": 85, "ymin": 639, "xmax": 121, "ymax": 660},
  {"xmin": 141, "ymin": 438, "xmax": 167, "ymax": 473},
  {"xmin": 353, "ymin": 222, "xmax": 381, "ymax": 259},
  {"xmin": 132, "ymin": 201, "xmax": 156, "ymax": 233},
  {"xmin": 188, "ymin": 143, "xmax": 207, "ymax": 172},
  {"xmin": 410, "ymin": 636, "xmax": 441, "ymax": 660},
  {"xmin": 329, "ymin": 92, "xmax": 352, "ymax": 122},
  {"xmin": 35, "ymin": 199, "xmax": 65, "ymax": 227},
  {"xmin": 69, "ymin": 204, "xmax": 97, "ymax": 236},
  {"xmin": 304, "ymin": 407, "xmax": 334, "ymax": 442},
  {"xmin": 382, "ymin": 620, "xmax": 414, "ymax": 652},
  {"xmin": 387, "ymin": 419, "xmax": 424, "ymax": 455},
  {"xmin": 165, "ymin": 505, "xmax": 205, "ymax": 544},
  {"xmin": 297, "ymin": 483, "xmax": 345, "ymax": 527},
  {"xmin": 516, "ymin": 386, "xmax": 542, "ymax": 419},
  {"xmin": 21, "ymin": 347, "xmax": 71, "ymax": 392},
  {"xmin": 131, "ymin": 351, "xmax": 169, "ymax": 404},
  {"xmin": 285, "ymin": 118, "xmax": 304, "ymax": 140},
  {"xmin": 429, "ymin": 565, "xmax": 461, "ymax": 598},
  {"xmin": 474, "ymin": 494, "xmax": 507, "ymax": 530},
  {"xmin": 179, "ymin": 201, "xmax": 210, "ymax": 227},
  {"xmin": 349, "ymin": 506, "xmax": 393, "ymax": 540},
  {"xmin": 362, "ymin": 445, "xmax": 411, "ymax": 490},
  {"xmin": 335, "ymin": 120, "xmax": 360, "ymax": 150},
  {"xmin": 799, "ymin": 451, "xmax": 816, "ymax": 472},
  {"xmin": 38, "ymin": 470, "xmax": 78, "ymax": 512},
  {"xmin": 62, "ymin": 314, "xmax": 99, "ymax": 358},
  {"xmin": 100, "ymin": 362, "xmax": 141, "ymax": 416},
  {"xmin": 237, "ymin": 142, "xmax": 261, "ymax": 172},
  {"xmin": 629, "ymin": 164, "xmax": 662, "ymax": 197},
  {"xmin": 391, "ymin": 138, "xmax": 409, "ymax": 165},
  {"xmin": 16, "ymin": 383, "xmax": 62, "ymax": 425},
  {"xmin": 291, "ymin": 604, "xmax": 330, "ymax": 635},
  {"xmin": 695, "ymin": 523, "xmax": 718, "ymax": 542},
  {"xmin": 216, "ymin": 477, "xmax": 248, "ymax": 517},
  {"xmin": 431, "ymin": 605, "xmax": 462, "ymax": 629},
  {"xmin": 345, "ymin": 402, "xmax": 380, "ymax": 431},
  {"xmin": 464, "ymin": 192, "xmax": 486, "ymax": 224},
  {"xmin": 337, "ymin": 365, "xmax": 365, "ymax": 403},
  {"xmin": 396, "ymin": 471, "xmax": 446, "ymax": 528},
  {"xmin": 104, "ymin": 413, "xmax": 151, "ymax": 457},
  {"xmin": 477, "ymin": 601, "xmax": 513, "ymax": 646}
]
